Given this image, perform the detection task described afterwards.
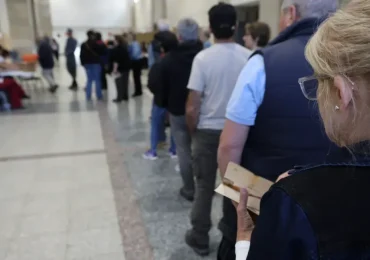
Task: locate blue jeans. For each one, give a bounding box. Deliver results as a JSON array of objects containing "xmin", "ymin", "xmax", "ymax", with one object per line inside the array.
[
  {"xmin": 150, "ymin": 103, "xmax": 176, "ymax": 153},
  {"xmin": 84, "ymin": 64, "xmax": 102, "ymax": 99}
]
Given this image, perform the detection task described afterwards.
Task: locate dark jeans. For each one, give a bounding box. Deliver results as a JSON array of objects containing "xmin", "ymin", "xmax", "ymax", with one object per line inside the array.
[
  {"xmin": 66, "ymin": 57, "xmax": 77, "ymax": 85},
  {"xmin": 132, "ymin": 60, "xmax": 142, "ymax": 95},
  {"xmin": 217, "ymin": 236, "xmax": 236, "ymax": 260},
  {"xmin": 169, "ymin": 114, "xmax": 194, "ymax": 193},
  {"xmin": 190, "ymin": 129, "xmax": 221, "ymax": 242},
  {"xmin": 101, "ymin": 65, "xmax": 107, "ymax": 90},
  {"xmin": 114, "ymin": 71, "xmax": 129, "ymax": 100},
  {"xmin": 84, "ymin": 64, "xmax": 102, "ymax": 99}
]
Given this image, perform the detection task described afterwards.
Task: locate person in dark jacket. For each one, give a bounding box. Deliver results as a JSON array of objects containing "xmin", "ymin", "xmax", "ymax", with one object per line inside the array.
[
  {"xmin": 148, "ymin": 21, "xmax": 179, "ymax": 67},
  {"xmin": 65, "ymin": 28, "xmax": 78, "ymax": 90},
  {"xmin": 128, "ymin": 33, "xmax": 143, "ymax": 97},
  {"xmin": 235, "ymin": 1, "xmax": 370, "ymax": 259},
  {"xmin": 37, "ymin": 36, "xmax": 58, "ymax": 93},
  {"xmin": 95, "ymin": 32, "xmax": 108, "ymax": 91},
  {"xmin": 80, "ymin": 30, "xmax": 104, "ymax": 100},
  {"xmin": 153, "ymin": 18, "xmax": 203, "ymax": 198},
  {"xmin": 217, "ymin": 0, "xmax": 342, "ymax": 259},
  {"xmin": 143, "ymin": 24, "xmax": 179, "ymax": 160},
  {"xmin": 110, "ymin": 35, "xmax": 131, "ymax": 102}
]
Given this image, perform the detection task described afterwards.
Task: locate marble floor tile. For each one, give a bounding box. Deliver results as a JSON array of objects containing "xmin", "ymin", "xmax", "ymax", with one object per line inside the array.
[
  {"xmin": 0, "ymin": 181, "xmax": 31, "ymax": 200},
  {"xmin": 0, "ymin": 198, "xmax": 24, "ymax": 218},
  {"xmin": 0, "ymin": 112, "xmax": 104, "ymax": 158},
  {"xmin": 66, "ymin": 228, "xmax": 123, "ymax": 259},
  {"xmin": 0, "ymin": 214, "xmax": 21, "ymax": 240},
  {"xmin": 23, "ymin": 193, "xmax": 68, "ymax": 215},
  {"xmin": 68, "ymin": 204, "xmax": 119, "ymax": 232},
  {"xmin": 66, "ymin": 252, "xmax": 126, "ymax": 260},
  {"xmin": 0, "ymin": 239, "xmax": 11, "ymax": 260},
  {"xmin": 5, "ymin": 233, "xmax": 67, "ymax": 260},
  {"xmin": 19, "ymin": 212, "xmax": 68, "ymax": 237},
  {"xmin": 68, "ymin": 187, "xmax": 115, "ymax": 213}
]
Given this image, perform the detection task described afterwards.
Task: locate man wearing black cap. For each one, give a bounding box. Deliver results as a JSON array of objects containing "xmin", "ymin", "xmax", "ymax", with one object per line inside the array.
[
  {"xmin": 65, "ymin": 28, "xmax": 78, "ymax": 90},
  {"xmin": 185, "ymin": 2, "xmax": 251, "ymax": 256}
]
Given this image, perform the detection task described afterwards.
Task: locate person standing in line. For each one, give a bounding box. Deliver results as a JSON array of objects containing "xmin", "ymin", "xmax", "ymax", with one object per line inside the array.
[
  {"xmin": 216, "ymin": 0, "xmax": 342, "ymax": 259},
  {"xmin": 111, "ymin": 35, "xmax": 131, "ymax": 103},
  {"xmin": 65, "ymin": 28, "xmax": 78, "ymax": 90},
  {"xmin": 149, "ymin": 18, "xmax": 202, "ymax": 194},
  {"xmin": 185, "ymin": 3, "xmax": 252, "ymax": 256},
  {"xmin": 95, "ymin": 32, "xmax": 108, "ymax": 91},
  {"xmin": 128, "ymin": 33, "xmax": 143, "ymax": 97},
  {"xmin": 37, "ymin": 36, "xmax": 58, "ymax": 93},
  {"xmin": 243, "ymin": 22, "xmax": 270, "ymax": 51},
  {"xmin": 80, "ymin": 30, "xmax": 104, "ymax": 100},
  {"xmin": 143, "ymin": 21, "xmax": 179, "ymax": 160}
]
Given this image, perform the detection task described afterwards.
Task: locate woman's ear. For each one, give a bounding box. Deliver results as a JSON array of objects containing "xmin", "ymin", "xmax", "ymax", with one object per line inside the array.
[{"xmin": 333, "ymin": 75, "xmax": 353, "ymax": 110}]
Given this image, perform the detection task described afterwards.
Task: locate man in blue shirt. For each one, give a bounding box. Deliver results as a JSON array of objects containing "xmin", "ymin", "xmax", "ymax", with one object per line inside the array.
[
  {"xmin": 216, "ymin": 0, "xmax": 340, "ymax": 259},
  {"xmin": 129, "ymin": 33, "xmax": 143, "ymax": 97},
  {"xmin": 65, "ymin": 28, "xmax": 78, "ymax": 90}
]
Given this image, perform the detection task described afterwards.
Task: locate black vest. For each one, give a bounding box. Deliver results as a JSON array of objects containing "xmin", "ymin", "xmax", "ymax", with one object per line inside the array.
[{"xmin": 275, "ymin": 164, "xmax": 370, "ymax": 259}]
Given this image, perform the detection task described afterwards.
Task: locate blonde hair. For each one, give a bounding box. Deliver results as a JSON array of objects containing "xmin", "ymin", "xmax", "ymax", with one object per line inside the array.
[{"xmin": 305, "ymin": 0, "xmax": 370, "ymax": 147}]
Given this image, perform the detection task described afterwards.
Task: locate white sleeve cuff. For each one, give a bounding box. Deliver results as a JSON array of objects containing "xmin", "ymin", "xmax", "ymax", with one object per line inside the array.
[{"xmin": 235, "ymin": 241, "xmax": 251, "ymax": 260}]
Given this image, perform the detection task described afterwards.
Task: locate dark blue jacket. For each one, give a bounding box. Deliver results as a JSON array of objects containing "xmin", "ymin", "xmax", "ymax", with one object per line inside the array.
[
  {"xmin": 38, "ymin": 40, "xmax": 54, "ymax": 69},
  {"xmin": 219, "ymin": 17, "xmax": 348, "ymax": 244}
]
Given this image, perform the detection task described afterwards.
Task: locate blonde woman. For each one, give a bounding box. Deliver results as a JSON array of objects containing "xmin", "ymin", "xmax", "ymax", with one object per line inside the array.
[{"xmin": 235, "ymin": 0, "xmax": 370, "ymax": 259}]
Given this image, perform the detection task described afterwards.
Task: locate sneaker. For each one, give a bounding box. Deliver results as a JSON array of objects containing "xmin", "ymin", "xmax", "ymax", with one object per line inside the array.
[
  {"xmin": 169, "ymin": 150, "xmax": 177, "ymax": 159},
  {"xmin": 142, "ymin": 150, "xmax": 158, "ymax": 160},
  {"xmin": 185, "ymin": 230, "xmax": 210, "ymax": 256}
]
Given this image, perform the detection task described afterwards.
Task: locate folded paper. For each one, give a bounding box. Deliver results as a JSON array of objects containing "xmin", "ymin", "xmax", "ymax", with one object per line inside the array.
[{"xmin": 215, "ymin": 162, "xmax": 273, "ymax": 215}]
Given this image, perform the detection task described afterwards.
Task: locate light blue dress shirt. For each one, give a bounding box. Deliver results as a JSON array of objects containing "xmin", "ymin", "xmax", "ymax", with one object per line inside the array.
[
  {"xmin": 226, "ymin": 54, "xmax": 266, "ymax": 126},
  {"xmin": 129, "ymin": 41, "xmax": 142, "ymax": 60},
  {"xmin": 148, "ymin": 44, "xmax": 155, "ymax": 68}
]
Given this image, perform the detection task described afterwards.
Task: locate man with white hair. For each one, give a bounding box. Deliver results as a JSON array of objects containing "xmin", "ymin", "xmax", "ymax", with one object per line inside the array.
[
  {"xmin": 217, "ymin": 0, "xmax": 343, "ymax": 259},
  {"xmin": 152, "ymin": 18, "xmax": 203, "ymax": 197}
]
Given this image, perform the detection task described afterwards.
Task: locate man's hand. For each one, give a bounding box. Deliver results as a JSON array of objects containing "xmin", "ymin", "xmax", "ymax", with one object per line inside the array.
[{"xmin": 235, "ymin": 188, "xmax": 254, "ymax": 242}]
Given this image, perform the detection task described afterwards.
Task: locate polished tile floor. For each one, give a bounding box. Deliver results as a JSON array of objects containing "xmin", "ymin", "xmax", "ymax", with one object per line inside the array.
[{"xmin": 0, "ymin": 61, "xmax": 222, "ymax": 260}]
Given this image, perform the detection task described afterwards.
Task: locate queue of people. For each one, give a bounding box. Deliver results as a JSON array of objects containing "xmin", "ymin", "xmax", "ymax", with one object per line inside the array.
[{"xmin": 142, "ymin": 0, "xmax": 370, "ymax": 259}]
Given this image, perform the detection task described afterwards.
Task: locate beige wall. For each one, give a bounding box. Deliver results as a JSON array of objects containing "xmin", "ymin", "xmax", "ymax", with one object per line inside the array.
[
  {"xmin": 34, "ymin": 0, "xmax": 53, "ymax": 37},
  {"xmin": 259, "ymin": 0, "xmax": 281, "ymax": 39},
  {"xmin": 0, "ymin": 0, "xmax": 53, "ymax": 53},
  {"xmin": 6, "ymin": 0, "xmax": 36, "ymax": 53},
  {"xmin": 165, "ymin": 0, "xmax": 221, "ymax": 28}
]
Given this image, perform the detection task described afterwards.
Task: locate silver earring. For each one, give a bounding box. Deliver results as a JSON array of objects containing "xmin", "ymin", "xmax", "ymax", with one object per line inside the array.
[{"xmin": 335, "ymin": 105, "xmax": 340, "ymax": 111}]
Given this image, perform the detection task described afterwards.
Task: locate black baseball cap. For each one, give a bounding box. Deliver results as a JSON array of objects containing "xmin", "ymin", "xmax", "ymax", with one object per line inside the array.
[{"xmin": 208, "ymin": 2, "xmax": 237, "ymax": 39}]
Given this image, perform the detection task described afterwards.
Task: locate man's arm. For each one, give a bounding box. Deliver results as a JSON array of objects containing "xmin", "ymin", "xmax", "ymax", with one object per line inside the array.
[
  {"xmin": 186, "ymin": 55, "xmax": 204, "ymax": 133},
  {"xmin": 186, "ymin": 90, "xmax": 202, "ymax": 133},
  {"xmin": 217, "ymin": 54, "xmax": 266, "ymax": 178},
  {"xmin": 218, "ymin": 120, "xmax": 250, "ymax": 177}
]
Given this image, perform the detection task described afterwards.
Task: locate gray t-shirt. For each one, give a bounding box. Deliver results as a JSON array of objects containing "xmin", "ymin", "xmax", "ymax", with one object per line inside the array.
[{"xmin": 187, "ymin": 43, "xmax": 252, "ymax": 130}]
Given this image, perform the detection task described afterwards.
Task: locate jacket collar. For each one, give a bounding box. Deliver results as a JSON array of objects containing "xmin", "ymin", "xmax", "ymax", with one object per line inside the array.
[{"xmin": 270, "ymin": 17, "xmax": 327, "ymax": 46}]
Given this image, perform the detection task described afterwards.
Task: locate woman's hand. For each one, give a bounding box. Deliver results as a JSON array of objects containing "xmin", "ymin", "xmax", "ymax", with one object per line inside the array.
[
  {"xmin": 235, "ymin": 188, "xmax": 255, "ymax": 242},
  {"xmin": 276, "ymin": 171, "xmax": 290, "ymax": 182}
]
